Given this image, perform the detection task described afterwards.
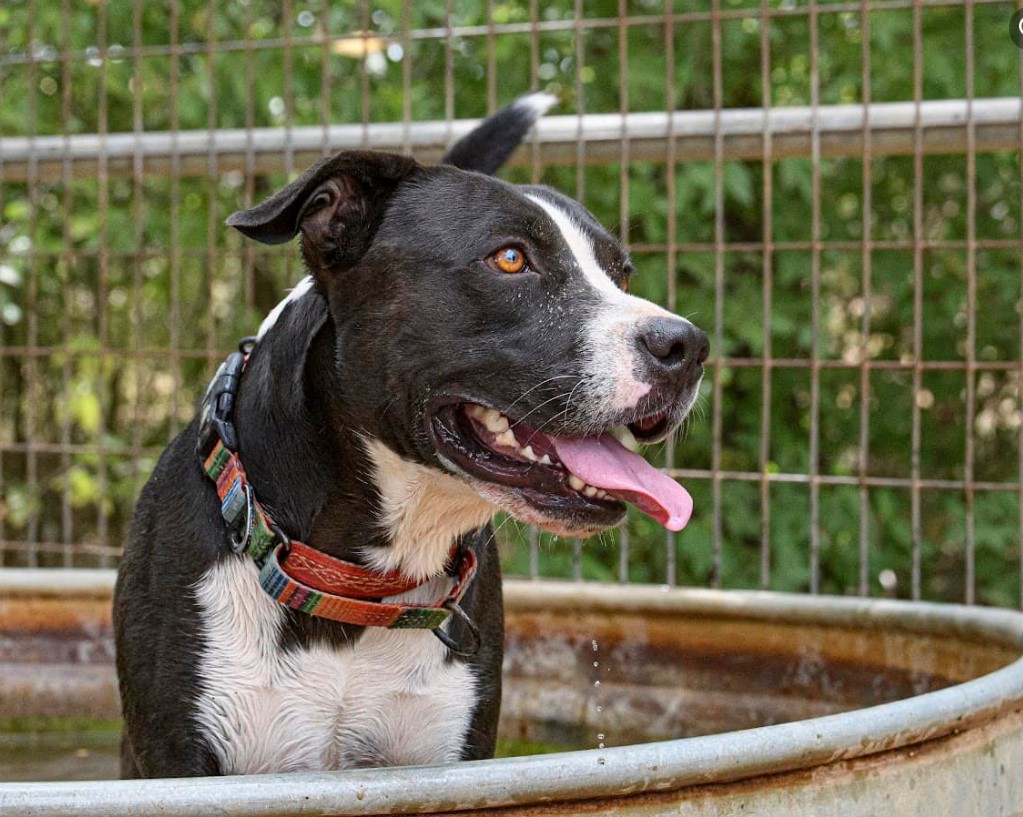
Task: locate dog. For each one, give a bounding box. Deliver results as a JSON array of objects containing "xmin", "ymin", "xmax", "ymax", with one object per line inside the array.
[{"xmin": 113, "ymin": 92, "xmax": 708, "ymax": 778}]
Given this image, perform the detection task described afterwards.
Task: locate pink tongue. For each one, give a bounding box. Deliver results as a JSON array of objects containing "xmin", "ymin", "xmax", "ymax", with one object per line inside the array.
[{"xmin": 549, "ymin": 434, "xmax": 693, "ymax": 531}]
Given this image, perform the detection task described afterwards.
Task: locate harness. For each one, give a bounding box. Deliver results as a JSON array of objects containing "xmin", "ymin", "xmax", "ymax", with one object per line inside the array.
[{"xmin": 196, "ymin": 338, "xmax": 481, "ymax": 656}]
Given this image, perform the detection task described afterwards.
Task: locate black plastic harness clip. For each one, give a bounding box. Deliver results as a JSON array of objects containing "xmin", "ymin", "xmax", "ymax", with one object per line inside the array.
[{"xmin": 196, "ymin": 350, "xmax": 247, "ymax": 458}]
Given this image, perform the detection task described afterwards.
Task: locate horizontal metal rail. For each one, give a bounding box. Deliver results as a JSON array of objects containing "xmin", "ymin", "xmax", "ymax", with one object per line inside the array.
[{"xmin": 0, "ymin": 98, "xmax": 1019, "ymax": 182}]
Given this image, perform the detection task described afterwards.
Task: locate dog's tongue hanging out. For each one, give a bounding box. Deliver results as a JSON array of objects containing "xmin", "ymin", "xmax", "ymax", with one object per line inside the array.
[{"xmin": 550, "ymin": 434, "xmax": 693, "ymax": 531}]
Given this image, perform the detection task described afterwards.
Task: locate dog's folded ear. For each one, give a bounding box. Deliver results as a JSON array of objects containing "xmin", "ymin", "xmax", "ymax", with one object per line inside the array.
[
  {"xmin": 226, "ymin": 151, "xmax": 417, "ymax": 269},
  {"xmin": 441, "ymin": 92, "xmax": 557, "ymax": 176}
]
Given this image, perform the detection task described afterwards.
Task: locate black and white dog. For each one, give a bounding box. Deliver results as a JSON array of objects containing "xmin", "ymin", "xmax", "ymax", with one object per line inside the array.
[{"xmin": 114, "ymin": 93, "xmax": 707, "ymax": 778}]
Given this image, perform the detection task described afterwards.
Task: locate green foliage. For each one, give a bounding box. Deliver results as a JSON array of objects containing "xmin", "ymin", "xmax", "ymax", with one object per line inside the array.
[{"xmin": 0, "ymin": 1, "xmax": 1020, "ymax": 604}]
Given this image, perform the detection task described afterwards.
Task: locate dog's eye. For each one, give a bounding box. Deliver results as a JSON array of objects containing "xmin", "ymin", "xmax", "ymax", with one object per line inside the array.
[
  {"xmin": 488, "ymin": 247, "xmax": 527, "ymax": 274},
  {"xmin": 310, "ymin": 190, "xmax": 333, "ymax": 211}
]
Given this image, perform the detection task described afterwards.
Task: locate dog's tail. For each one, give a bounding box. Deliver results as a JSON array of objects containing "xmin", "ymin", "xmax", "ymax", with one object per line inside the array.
[{"xmin": 441, "ymin": 92, "xmax": 558, "ymax": 176}]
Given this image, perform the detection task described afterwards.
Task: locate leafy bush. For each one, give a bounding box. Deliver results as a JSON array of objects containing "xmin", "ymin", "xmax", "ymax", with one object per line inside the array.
[{"xmin": 0, "ymin": 0, "xmax": 1019, "ymax": 605}]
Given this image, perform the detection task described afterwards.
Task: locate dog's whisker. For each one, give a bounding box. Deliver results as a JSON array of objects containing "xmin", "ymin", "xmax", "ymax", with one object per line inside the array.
[
  {"xmin": 506, "ymin": 385, "xmax": 582, "ymax": 431},
  {"xmin": 519, "ymin": 380, "xmax": 587, "ymax": 437},
  {"xmin": 501, "ymin": 375, "xmax": 578, "ymax": 416}
]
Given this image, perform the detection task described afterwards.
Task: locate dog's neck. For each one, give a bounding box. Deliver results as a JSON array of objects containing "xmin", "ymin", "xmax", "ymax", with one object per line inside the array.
[{"xmin": 232, "ymin": 283, "xmax": 493, "ymax": 581}]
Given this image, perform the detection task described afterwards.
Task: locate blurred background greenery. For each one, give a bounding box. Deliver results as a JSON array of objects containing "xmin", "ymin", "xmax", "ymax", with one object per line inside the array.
[{"xmin": 0, "ymin": 0, "xmax": 1020, "ymax": 606}]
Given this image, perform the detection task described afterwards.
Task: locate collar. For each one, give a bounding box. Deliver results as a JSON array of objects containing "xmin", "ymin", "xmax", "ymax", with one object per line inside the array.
[{"xmin": 196, "ymin": 338, "xmax": 481, "ymax": 655}]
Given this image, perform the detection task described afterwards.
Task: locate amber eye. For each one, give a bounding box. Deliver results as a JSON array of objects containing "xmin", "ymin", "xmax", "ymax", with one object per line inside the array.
[{"xmin": 489, "ymin": 246, "xmax": 527, "ymax": 274}]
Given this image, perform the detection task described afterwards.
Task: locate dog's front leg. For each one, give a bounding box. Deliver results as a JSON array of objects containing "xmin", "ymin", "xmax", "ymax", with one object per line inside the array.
[
  {"xmin": 454, "ymin": 530, "xmax": 505, "ymax": 762},
  {"xmin": 114, "ymin": 436, "xmax": 233, "ymax": 779},
  {"xmin": 117, "ymin": 728, "xmax": 220, "ymax": 779}
]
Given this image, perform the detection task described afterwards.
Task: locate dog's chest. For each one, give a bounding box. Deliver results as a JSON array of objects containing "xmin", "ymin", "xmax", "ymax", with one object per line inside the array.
[{"xmin": 192, "ymin": 556, "xmax": 477, "ymax": 774}]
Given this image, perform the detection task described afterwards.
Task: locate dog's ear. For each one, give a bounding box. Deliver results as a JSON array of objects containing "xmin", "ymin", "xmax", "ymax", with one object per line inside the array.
[
  {"xmin": 441, "ymin": 92, "xmax": 557, "ymax": 176},
  {"xmin": 226, "ymin": 151, "xmax": 417, "ymax": 272}
]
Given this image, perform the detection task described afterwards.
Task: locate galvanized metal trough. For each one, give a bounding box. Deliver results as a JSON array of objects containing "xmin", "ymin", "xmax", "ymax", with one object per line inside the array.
[{"xmin": 1, "ymin": 570, "xmax": 1021, "ymax": 816}]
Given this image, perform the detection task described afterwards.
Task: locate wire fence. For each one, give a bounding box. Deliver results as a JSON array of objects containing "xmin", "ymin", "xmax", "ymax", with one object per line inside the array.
[{"xmin": 0, "ymin": 1, "xmax": 1021, "ymax": 607}]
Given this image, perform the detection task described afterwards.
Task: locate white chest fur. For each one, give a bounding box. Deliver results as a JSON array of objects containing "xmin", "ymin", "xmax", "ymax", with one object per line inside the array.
[{"xmin": 192, "ymin": 556, "xmax": 478, "ymax": 774}]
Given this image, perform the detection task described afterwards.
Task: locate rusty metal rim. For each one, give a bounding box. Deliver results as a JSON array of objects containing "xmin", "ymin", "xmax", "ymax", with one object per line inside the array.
[{"xmin": 2, "ymin": 573, "xmax": 1023, "ymax": 817}]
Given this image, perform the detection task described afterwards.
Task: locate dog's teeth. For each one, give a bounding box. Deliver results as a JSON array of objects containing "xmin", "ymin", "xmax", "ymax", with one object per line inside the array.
[
  {"xmin": 539, "ymin": 454, "xmax": 553, "ymax": 466},
  {"xmin": 521, "ymin": 445, "xmax": 537, "ymax": 461},
  {"xmin": 568, "ymin": 474, "xmax": 585, "ymax": 491},
  {"xmin": 467, "ymin": 404, "xmax": 487, "ymax": 419},
  {"xmin": 583, "ymin": 486, "xmax": 598, "ymax": 498},
  {"xmin": 494, "ymin": 429, "xmax": 517, "ymax": 449},
  {"xmin": 483, "ymin": 409, "xmax": 510, "ymax": 434}
]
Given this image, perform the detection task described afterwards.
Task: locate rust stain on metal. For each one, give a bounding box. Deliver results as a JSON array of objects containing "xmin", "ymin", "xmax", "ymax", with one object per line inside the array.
[
  {"xmin": 0, "ymin": 599, "xmax": 112, "ymax": 634},
  {"xmin": 505, "ymin": 610, "xmax": 1015, "ymax": 683}
]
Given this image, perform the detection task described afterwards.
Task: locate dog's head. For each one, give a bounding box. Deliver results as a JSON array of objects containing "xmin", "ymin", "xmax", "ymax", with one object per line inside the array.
[{"xmin": 228, "ymin": 110, "xmax": 706, "ymax": 539}]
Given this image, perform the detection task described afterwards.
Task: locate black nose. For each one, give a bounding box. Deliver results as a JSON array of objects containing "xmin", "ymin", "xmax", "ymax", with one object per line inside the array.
[{"xmin": 636, "ymin": 318, "xmax": 709, "ymax": 384}]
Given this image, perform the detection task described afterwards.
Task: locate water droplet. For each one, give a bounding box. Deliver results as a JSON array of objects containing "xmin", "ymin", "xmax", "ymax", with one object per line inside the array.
[
  {"xmin": 597, "ymin": 733, "xmax": 605, "ymax": 740},
  {"xmin": 596, "ymin": 706, "xmax": 603, "ymax": 713},
  {"xmin": 591, "ymin": 640, "xmax": 599, "ymax": 651},
  {"xmin": 594, "ymin": 680, "xmax": 601, "ymax": 689},
  {"xmin": 592, "ymin": 661, "xmax": 599, "ymax": 668},
  {"xmin": 598, "ymin": 743, "xmax": 605, "ymax": 749},
  {"xmin": 597, "ymin": 756, "xmax": 606, "ymax": 765}
]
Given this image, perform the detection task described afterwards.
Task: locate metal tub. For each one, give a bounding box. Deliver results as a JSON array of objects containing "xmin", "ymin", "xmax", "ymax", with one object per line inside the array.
[{"xmin": 0, "ymin": 570, "xmax": 1021, "ymax": 815}]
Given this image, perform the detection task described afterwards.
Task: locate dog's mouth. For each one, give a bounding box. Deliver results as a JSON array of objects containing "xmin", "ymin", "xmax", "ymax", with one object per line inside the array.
[{"xmin": 429, "ymin": 401, "xmax": 692, "ymax": 535}]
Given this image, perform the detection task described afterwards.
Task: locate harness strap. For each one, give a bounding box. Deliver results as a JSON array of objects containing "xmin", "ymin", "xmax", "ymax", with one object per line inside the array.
[
  {"xmin": 282, "ymin": 540, "xmax": 423, "ymax": 600},
  {"xmin": 260, "ymin": 542, "xmax": 478, "ymax": 629},
  {"xmin": 202, "ymin": 438, "xmax": 479, "ymax": 631}
]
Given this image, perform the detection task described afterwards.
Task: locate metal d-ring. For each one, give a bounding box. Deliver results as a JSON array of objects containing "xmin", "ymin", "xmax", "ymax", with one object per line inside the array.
[
  {"xmin": 432, "ymin": 600, "xmax": 481, "ymax": 658},
  {"xmin": 229, "ymin": 483, "xmax": 254, "ymax": 554}
]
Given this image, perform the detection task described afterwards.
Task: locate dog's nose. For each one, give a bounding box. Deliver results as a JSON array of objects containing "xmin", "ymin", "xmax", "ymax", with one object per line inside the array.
[{"xmin": 636, "ymin": 318, "xmax": 709, "ymax": 385}]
